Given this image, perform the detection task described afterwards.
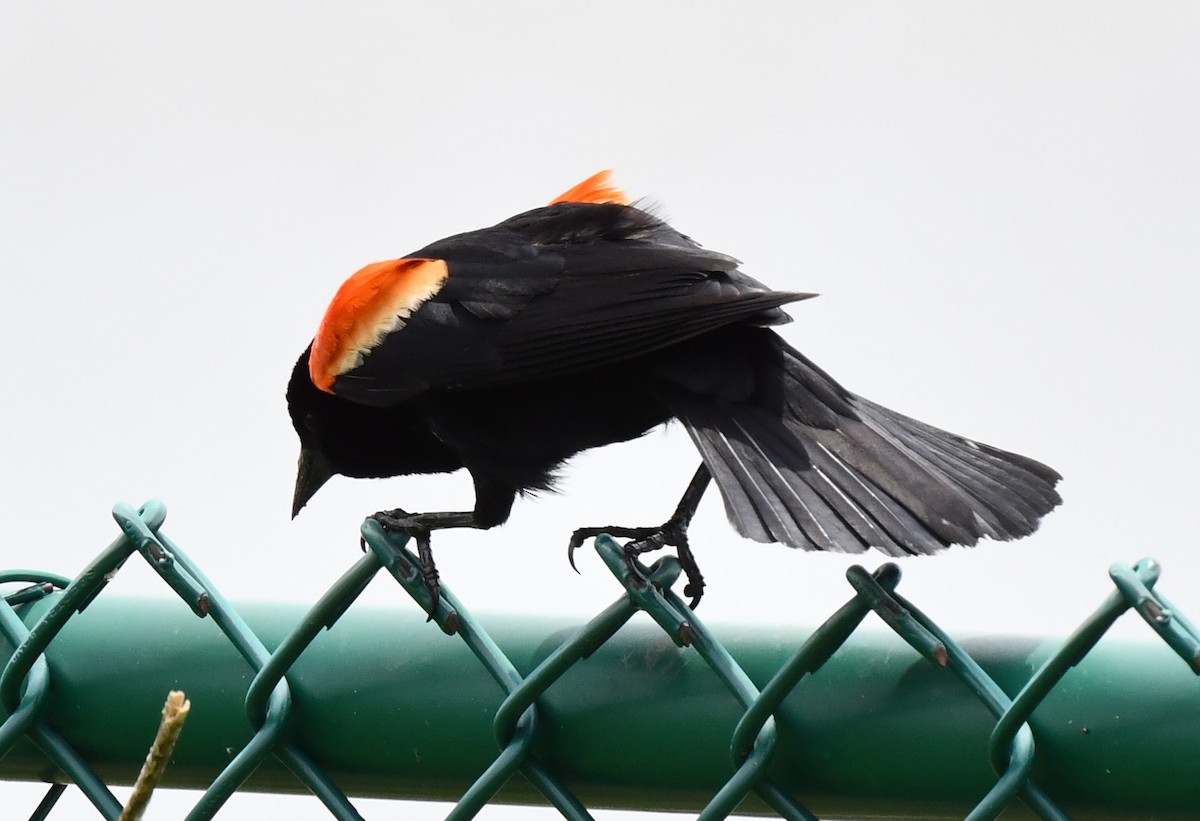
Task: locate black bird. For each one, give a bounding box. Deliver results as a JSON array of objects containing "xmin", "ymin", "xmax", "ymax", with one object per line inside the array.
[{"xmin": 288, "ymin": 171, "xmax": 1061, "ymax": 611}]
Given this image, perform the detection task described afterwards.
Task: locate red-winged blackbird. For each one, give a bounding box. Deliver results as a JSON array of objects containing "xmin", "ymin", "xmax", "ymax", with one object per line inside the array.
[{"xmin": 288, "ymin": 172, "xmax": 1061, "ymax": 612}]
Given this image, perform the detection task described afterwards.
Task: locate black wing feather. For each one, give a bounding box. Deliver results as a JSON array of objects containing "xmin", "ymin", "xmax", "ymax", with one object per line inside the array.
[
  {"xmin": 332, "ymin": 205, "xmax": 811, "ymax": 406},
  {"xmin": 661, "ymin": 333, "xmax": 1061, "ymax": 555}
]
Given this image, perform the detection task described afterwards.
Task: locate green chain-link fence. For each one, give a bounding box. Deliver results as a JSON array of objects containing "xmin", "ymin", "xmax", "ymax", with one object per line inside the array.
[{"xmin": 2, "ymin": 500, "xmax": 1199, "ymax": 819}]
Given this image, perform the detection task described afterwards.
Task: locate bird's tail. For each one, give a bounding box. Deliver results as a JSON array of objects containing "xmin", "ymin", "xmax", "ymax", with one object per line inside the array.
[{"xmin": 671, "ymin": 343, "xmax": 1062, "ymax": 555}]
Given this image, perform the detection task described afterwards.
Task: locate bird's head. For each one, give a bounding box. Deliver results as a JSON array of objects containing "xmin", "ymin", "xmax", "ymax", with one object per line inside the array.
[
  {"xmin": 287, "ymin": 345, "xmax": 339, "ymax": 518},
  {"xmin": 287, "ymin": 341, "xmax": 460, "ymax": 519}
]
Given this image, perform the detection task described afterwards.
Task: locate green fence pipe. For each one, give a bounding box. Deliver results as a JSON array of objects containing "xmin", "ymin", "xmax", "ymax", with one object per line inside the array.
[{"xmin": 1, "ymin": 594, "xmax": 1197, "ymax": 820}]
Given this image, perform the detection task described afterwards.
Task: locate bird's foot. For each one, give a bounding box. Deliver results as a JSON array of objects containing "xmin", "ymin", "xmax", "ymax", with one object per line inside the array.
[
  {"xmin": 568, "ymin": 521, "xmax": 706, "ymax": 609},
  {"xmin": 372, "ymin": 507, "xmax": 413, "ymax": 531},
  {"xmin": 371, "ymin": 509, "xmax": 441, "ymax": 621}
]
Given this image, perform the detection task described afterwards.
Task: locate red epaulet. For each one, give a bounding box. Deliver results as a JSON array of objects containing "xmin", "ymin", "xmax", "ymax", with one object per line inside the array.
[
  {"xmin": 309, "ymin": 258, "xmax": 449, "ymax": 392},
  {"xmin": 548, "ymin": 170, "xmax": 631, "ymax": 206}
]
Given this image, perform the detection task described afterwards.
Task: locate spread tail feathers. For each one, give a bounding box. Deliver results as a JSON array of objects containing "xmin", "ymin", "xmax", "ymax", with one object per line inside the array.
[{"xmin": 673, "ymin": 346, "xmax": 1062, "ymax": 556}]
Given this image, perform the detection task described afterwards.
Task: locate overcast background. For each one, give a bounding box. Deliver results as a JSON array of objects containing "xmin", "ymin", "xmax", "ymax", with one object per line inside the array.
[{"xmin": 3, "ymin": 2, "xmax": 1199, "ymax": 818}]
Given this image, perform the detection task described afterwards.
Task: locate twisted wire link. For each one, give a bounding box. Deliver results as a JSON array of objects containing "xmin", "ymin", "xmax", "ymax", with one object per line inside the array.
[
  {"xmin": 979, "ymin": 558, "xmax": 1200, "ymax": 820},
  {"xmin": 588, "ymin": 536, "xmax": 816, "ymax": 821},
  {"xmin": 110, "ymin": 503, "xmax": 365, "ymax": 821},
  {"xmin": 1, "ymin": 577, "xmax": 118, "ymax": 820},
  {"xmin": 4, "ymin": 499, "xmax": 1200, "ymax": 821},
  {"xmin": 844, "ymin": 565, "xmax": 1066, "ymax": 820},
  {"xmin": 360, "ymin": 520, "xmax": 591, "ymax": 820},
  {"xmin": 0, "ymin": 502, "xmax": 178, "ymax": 819}
]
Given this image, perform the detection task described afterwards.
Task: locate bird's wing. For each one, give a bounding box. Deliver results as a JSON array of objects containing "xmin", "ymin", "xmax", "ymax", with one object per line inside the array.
[{"xmin": 310, "ymin": 204, "xmax": 810, "ymax": 406}]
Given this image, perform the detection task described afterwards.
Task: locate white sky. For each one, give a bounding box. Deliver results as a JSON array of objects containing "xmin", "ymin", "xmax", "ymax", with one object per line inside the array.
[{"xmin": 2, "ymin": 2, "xmax": 1199, "ymax": 819}]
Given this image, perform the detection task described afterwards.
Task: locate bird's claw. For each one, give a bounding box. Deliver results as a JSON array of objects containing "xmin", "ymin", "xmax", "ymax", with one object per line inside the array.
[
  {"xmin": 567, "ymin": 522, "xmax": 705, "ymax": 609},
  {"xmin": 371, "ymin": 509, "xmax": 440, "ymax": 621},
  {"xmin": 628, "ymin": 525, "xmax": 705, "ymax": 608},
  {"xmin": 567, "ymin": 525, "xmax": 657, "ymax": 573},
  {"xmin": 566, "ymin": 530, "xmax": 590, "ymax": 575},
  {"xmin": 371, "ymin": 508, "xmax": 412, "ymax": 531},
  {"xmin": 417, "ymin": 544, "xmax": 441, "ymax": 622}
]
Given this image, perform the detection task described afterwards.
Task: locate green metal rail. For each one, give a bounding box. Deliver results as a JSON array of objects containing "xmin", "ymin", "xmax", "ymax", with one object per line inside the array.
[{"xmin": 2, "ymin": 501, "xmax": 1199, "ymax": 820}]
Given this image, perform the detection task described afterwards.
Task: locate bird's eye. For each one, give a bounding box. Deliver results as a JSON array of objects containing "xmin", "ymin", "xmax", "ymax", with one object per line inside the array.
[{"xmin": 304, "ymin": 413, "xmax": 319, "ymax": 432}]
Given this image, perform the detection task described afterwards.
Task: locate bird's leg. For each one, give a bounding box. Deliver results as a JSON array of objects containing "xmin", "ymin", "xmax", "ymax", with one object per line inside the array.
[
  {"xmin": 569, "ymin": 464, "xmax": 712, "ymax": 608},
  {"xmin": 371, "ymin": 509, "xmax": 479, "ymax": 620},
  {"xmin": 371, "ymin": 478, "xmax": 515, "ymax": 621}
]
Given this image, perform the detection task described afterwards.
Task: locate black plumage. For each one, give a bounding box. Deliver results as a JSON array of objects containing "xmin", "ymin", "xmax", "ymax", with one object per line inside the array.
[{"xmin": 287, "ymin": 185, "xmax": 1061, "ymax": 612}]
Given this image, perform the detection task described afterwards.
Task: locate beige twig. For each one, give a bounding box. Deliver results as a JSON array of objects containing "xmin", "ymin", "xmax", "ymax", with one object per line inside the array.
[{"xmin": 120, "ymin": 690, "xmax": 191, "ymax": 821}]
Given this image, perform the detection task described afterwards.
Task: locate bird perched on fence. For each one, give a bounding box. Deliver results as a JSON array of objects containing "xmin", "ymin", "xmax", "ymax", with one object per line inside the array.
[{"xmin": 287, "ymin": 171, "xmax": 1061, "ymax": 614}]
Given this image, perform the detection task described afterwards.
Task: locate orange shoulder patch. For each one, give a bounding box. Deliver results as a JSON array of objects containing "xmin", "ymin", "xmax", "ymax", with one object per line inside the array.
[
  {"xmin": 548, "ymin": 170, "xmax": 631, "ymax": 207},
  {"xmin": 309, "ymin": 258, "xmax": 449, "ymax": 393}
]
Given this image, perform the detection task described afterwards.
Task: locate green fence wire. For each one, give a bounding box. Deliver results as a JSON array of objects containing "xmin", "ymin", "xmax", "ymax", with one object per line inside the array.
[{"xmin": 1, "ymin": 500, "xmax": 1198, "ymax": 819}]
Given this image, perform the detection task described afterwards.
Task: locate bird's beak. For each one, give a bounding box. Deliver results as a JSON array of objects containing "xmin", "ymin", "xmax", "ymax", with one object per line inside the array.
[{"xmin": 293, "ymin": 447, "xmax": 335, "ymax": 518}]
